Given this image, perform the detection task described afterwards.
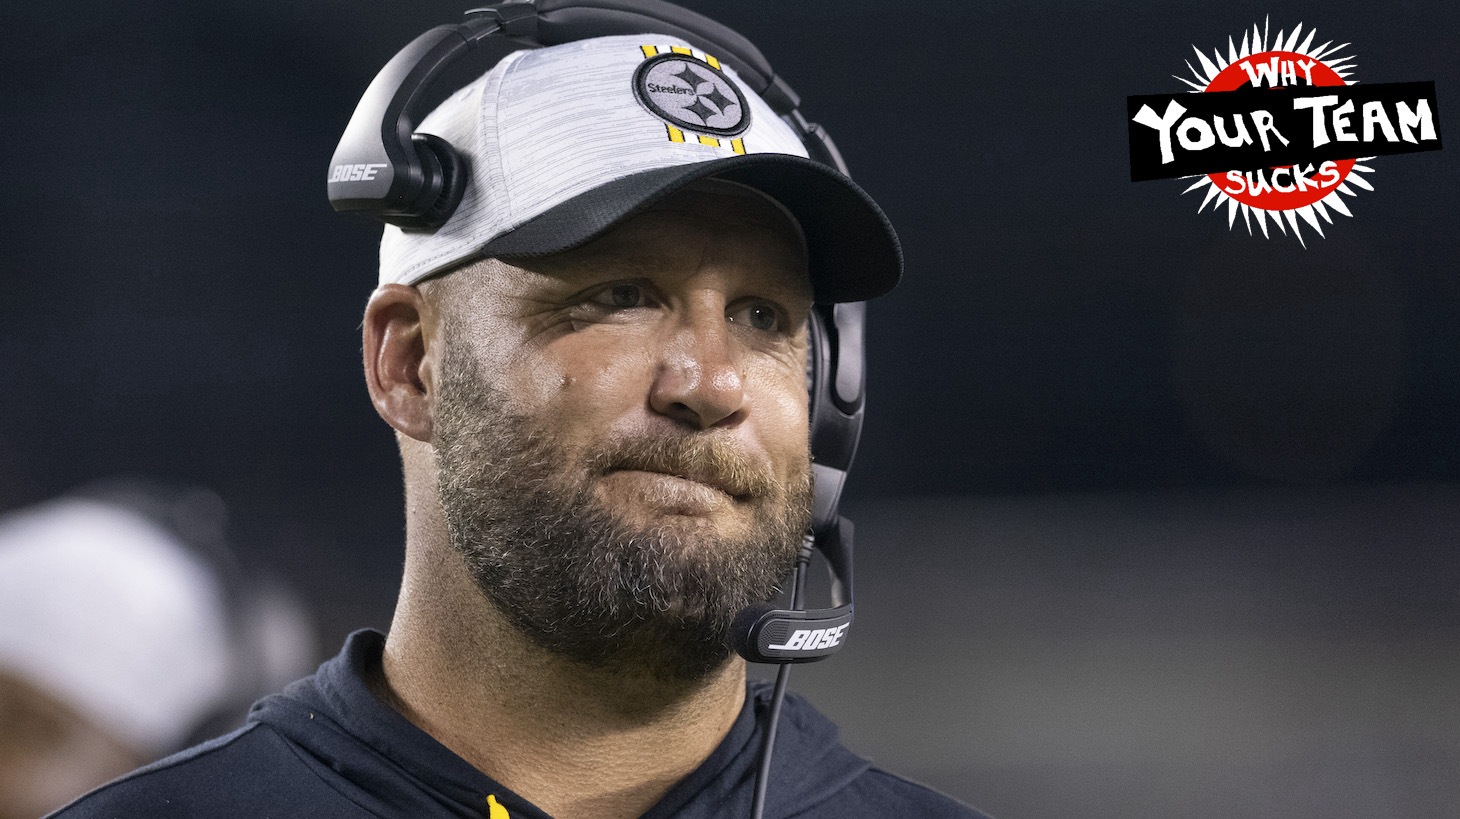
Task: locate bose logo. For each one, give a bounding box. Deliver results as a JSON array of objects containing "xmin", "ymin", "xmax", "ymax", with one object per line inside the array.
[
  {"xmin": 328, "ymin": 163, "xmax": 388, "ymax": 183},
  {"xmin": 767, "ymin": 623, "xmax": 849, "ymax": 652}
]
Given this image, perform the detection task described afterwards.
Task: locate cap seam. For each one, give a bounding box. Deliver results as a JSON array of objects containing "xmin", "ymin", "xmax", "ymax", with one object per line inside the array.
[{"xmin": 485, "ymin": 48, "xmax": 530, "ymax": 231}]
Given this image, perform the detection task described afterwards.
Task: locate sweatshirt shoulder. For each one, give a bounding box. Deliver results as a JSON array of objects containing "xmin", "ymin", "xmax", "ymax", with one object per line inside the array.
[
  {"xmin": 48, "ymin": 723, "xmax": 373, "ymax": 818},
  {"xmin": 798, "ymin": 766, "xmax": 995, "ymax": 819}
]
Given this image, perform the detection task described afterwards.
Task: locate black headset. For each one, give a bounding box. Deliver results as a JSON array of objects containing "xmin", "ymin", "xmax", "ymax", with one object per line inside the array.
[{"xmin": 330, "ymin": 3, "xmax": 869, "ymax": 814}]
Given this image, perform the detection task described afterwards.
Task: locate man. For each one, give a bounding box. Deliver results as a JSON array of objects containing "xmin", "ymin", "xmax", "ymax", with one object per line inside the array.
[{"xmin": 55, "ymin": 7, "xmax": 988, "ymax": 818}]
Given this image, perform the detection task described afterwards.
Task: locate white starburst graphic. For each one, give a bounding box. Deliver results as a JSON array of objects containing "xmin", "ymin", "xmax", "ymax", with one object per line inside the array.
[{"xmin": 1171, "ymin": 18, "xmax": 1376, "ymax": 246}]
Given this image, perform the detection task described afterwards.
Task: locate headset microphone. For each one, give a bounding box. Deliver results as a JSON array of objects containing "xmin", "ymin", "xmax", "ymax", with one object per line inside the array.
[
  {"xmin": 732, "ymin": 518, "xmax": 854, "ymax": 665},
  {"xmin": 734, "ymin": 302, "xmax": 863, "ymax": 663},
  {"xmin": 732, "ymin": 301, "xmax": 864, "ymax": 648}
]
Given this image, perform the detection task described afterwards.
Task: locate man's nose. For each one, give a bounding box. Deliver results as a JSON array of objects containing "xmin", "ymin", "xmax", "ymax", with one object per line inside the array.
[{"xmin": 649, "ymin": 308, "xmax": 746, "ymax": 430}]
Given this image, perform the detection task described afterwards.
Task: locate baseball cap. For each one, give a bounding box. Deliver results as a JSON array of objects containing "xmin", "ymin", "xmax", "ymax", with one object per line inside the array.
[
  {"xmin": 0, "ymin": 499, "xmax": 234, "ymax": 756},
  {"xmin": 378, "ymin": 34, "xmax": 902, "ymax": 303}
]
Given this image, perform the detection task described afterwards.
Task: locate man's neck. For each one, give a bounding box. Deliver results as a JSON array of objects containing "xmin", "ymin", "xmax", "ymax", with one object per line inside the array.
[{"xmin": 377, "ymin": 535, "xmax": 746, "ymax": 819}]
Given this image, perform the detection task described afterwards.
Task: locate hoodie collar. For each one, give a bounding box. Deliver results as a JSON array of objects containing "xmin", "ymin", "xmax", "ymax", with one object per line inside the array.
[{"xmin": 250, "ymin": 629, "xmax": 869, "ymax": 818}]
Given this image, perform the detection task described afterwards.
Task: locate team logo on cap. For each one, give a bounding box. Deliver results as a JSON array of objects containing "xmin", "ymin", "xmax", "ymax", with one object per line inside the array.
[{"xmin": 634, "ymin": 48, "xmax": 751, "ymax": 142}]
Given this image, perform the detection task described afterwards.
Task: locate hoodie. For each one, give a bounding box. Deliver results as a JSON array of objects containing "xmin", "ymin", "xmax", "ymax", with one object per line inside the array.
[{"xmin": 51, "ymin": 630, "xmax": 989, "ymax": 818}]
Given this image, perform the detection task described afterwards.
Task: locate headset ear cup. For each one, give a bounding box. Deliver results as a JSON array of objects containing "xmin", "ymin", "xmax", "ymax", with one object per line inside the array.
[{"xmin": 411, "ymin": 133, "xmax": 469, "ymax": 230}]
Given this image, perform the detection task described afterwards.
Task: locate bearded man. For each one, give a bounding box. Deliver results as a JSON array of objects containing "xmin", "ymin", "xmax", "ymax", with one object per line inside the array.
[{"xmin": 53, "ymin": 4, "xmax": 988, "ymax": 817}]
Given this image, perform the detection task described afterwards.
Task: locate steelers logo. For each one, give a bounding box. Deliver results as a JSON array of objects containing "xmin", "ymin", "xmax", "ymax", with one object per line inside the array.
[{"xmin": 633, "ymin": 53, "xmax": 751, "ymax": 137}]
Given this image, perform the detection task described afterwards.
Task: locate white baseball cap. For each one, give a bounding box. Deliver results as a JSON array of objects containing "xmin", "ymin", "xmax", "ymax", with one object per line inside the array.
[
  {"xmin": 0, "ymin": 499, "xmax": 233, "ymax": 756},
  {"xmin": 379, "ymin": 33, "xmax": 902, "ymax": 303}
]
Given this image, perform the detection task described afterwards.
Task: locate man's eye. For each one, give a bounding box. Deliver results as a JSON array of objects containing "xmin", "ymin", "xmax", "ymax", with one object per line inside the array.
[
  {"xmin": 728, "ymin": 302, "xmax": 783, "ymax": 332},
  {"xmin": 593, "ymin": 283, "xmax": 646, "ymax": 309}
]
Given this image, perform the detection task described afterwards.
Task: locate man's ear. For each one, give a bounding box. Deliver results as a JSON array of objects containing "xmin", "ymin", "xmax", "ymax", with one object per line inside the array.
[{"xmin": 364, "ymin": 284, "xmax": 437, "ymax": 442}]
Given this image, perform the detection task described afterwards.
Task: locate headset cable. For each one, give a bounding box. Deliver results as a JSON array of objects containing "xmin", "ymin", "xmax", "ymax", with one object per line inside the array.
[{"xmin": 749, "ymin": 537, "xmax": 813, "ymax": 819}]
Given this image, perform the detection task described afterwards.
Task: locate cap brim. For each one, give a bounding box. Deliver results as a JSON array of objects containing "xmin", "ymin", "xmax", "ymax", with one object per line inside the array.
[{"xmin": 481, "ymin": 154, "xmax": 902, "ymax": 304}]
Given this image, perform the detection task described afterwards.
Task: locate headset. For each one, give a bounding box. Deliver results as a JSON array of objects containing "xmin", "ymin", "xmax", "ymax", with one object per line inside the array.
[{"xmin": 329, "ymin": 3, "xmax": 869, "ymax": 814}]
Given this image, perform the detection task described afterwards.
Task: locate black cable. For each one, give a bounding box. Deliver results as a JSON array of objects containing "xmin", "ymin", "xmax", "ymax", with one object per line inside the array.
[
  {"xmin": 750, "ymin": 658, "xmax": 791, "ymax": 819},
  {"xmin": 750, "ymin": 539, "xmax": 813, "ymax": 819}
]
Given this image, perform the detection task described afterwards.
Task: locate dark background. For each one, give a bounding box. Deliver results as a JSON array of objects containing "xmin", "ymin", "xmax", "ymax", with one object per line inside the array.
[{"xmin": 3, "ymin": 1, "xmax": 1457, "ymax": 816}]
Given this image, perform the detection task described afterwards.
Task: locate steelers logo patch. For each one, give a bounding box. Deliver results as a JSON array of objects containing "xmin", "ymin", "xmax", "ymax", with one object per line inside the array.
[{"xmin": 633, "ymin": 53, "xmax": 750, "ymax": 138}]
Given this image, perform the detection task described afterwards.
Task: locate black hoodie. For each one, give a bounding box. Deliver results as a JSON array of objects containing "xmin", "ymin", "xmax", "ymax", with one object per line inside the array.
[{"xmin": 51, "ymin": 630, "xmax": 989, "ymax": 818}]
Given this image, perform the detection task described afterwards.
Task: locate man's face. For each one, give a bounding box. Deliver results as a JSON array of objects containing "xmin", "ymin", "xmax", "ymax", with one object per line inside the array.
[{"xmin": 429, "ymin": 179, "xmax": 815, "ymax": 680}]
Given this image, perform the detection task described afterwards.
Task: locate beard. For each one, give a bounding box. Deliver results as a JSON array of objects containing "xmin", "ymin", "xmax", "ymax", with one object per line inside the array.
[{"xmin": 432, "ymin": 337, "xmax": 812, "ymax": 683}]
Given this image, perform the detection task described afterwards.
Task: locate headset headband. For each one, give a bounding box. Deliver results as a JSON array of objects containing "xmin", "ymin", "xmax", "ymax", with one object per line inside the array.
[{"xmin": 327, "ymin": 0, "xmax": 848, "ymax": 229}]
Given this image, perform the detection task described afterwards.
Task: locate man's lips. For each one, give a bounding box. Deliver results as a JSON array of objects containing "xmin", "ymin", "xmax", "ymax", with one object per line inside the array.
[{"xmin": 605, "ymin": 466, "xmax": 751, "ymax": 501}]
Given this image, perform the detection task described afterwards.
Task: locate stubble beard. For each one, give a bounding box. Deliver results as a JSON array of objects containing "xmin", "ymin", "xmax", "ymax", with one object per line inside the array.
[{"xmin": 432, "ymin": 339, "xmax": 812, "ymax": 683}]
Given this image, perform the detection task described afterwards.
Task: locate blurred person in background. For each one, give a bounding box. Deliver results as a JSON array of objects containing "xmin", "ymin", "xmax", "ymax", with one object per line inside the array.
[{"xmin": 0, "ymin": 482, "xmax": 315, "ymax": 819}]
